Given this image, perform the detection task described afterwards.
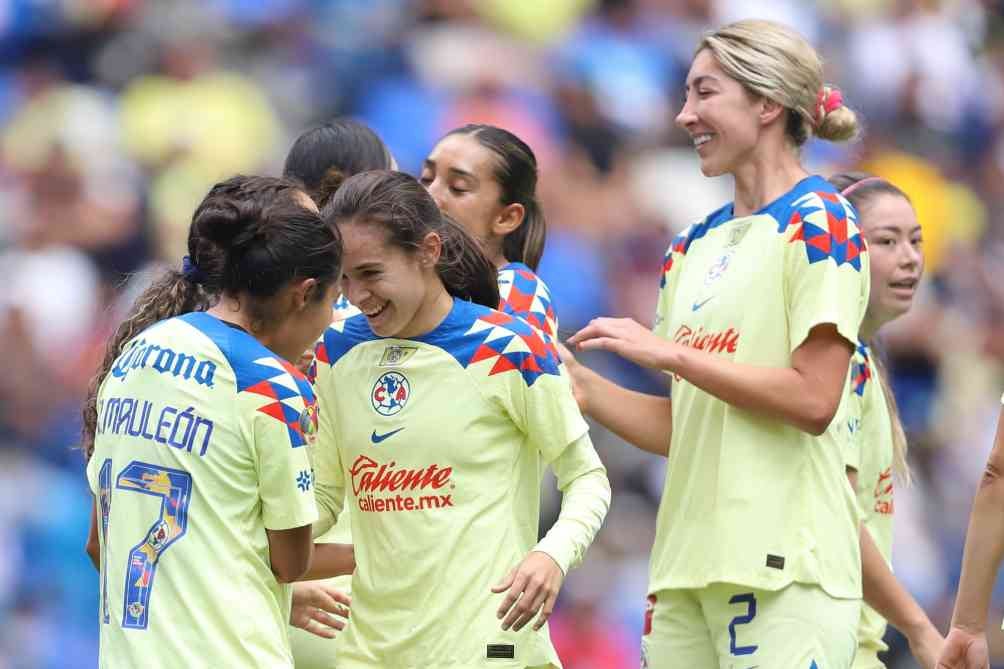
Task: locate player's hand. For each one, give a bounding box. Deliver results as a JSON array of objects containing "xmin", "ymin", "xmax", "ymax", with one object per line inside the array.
[
  {"xmin": 290, "ymin": 581, "xmax": 351, "ymax": 639},
  {"xmin": 555, "ymin": 341, "xmax": 590, "ymax": 414},
  {"xmin": 910, "ymin": 626, "xmax": 945, "ymax": 669},
  {"xmin": 936, "ymin": 627, "xmax": 989, "ymax": 669},
  {"xmin": 568, "ymin": 317, "xmax": 673, "ymax": 370},
  {"xmin": 491, "ymin": 551, "xmax": 564, "ymax": 632}
]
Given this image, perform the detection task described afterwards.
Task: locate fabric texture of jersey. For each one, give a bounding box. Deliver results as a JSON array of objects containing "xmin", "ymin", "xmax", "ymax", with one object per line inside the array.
[
  {"xmin": 310, "ymin": 298, "xmax": 601, "ymax": 668},
  {"xmin": 86, "ymin": 312, "xmax": 318, "ymax": 669},
  {"xmin": 844, "ymin": 340, "xmax": 895, "ymax": 659},
  {"xmin": 651, "ymin": 175, "xmax": 870, "ymax": 599}
]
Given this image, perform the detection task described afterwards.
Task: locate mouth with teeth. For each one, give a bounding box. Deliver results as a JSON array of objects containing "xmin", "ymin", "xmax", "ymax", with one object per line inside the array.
[
  {"xmin": 363, "ymin": 302, "xmax": 389, "ymax": 320},
  {"xmin": 888, "ymin": 278, "xmax": 918, "ymax": 299},
  {"xmin": 692, "ymin": 133, "xmax": 714, "ymax": 149}
]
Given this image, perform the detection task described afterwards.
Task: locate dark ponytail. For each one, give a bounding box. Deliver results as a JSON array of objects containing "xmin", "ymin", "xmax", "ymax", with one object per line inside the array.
[
  {"xmin": 82, "ymin": 175, "xmax": 340, "ymax": 459},
  {"xmin": 282, "ymin": 118, "xmax": 393, "ymax": 208},
  {"xmin": 324, "ymin": 170, "xmax": 500, "ymax": 308},
  {"xmin": 444, "ymin": 124, "xmax": 546, "ymax": 271}
]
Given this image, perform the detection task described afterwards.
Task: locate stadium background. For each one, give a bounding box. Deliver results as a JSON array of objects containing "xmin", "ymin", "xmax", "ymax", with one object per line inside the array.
[{"xmin": 2, "ymin": 0, "xmax": 1004, "ymax": 666}]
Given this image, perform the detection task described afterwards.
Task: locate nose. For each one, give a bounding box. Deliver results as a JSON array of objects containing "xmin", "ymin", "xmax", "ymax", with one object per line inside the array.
[
  {"xmin": 899, "ymin": 239, "xmax": 922, "ymax": 269},
  {"xmin": 426, "ymin": 179, "xmax": 448, "ymax": 212},
  {"xmin": 343, "ymin": 277, "xmax": 370, "ymax": 307},
  {"xmin": 675, "ymin": 94, "xmax": 697, "ymax": 130}
]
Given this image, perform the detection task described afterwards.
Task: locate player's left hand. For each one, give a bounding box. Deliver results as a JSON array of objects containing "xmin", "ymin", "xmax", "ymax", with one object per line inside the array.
[
  {"xmin": 491, "ymin": 551, "xmax": 564, "ymax": 632},
  {"xmin": 568, "ymin": 317, "xmax": 673, "ymax": 370},
  {"xmin": 290, "ymin": 581, "xmax": 351, "ymax": 639}
]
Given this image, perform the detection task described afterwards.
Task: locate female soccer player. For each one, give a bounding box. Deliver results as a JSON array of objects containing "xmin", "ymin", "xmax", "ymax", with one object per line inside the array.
[
  {"xmin": 564, "ymin": 19, "xmax": 870, "ymax": 668},
  {"xmin": 309, "ymin": 170, "xmax": 610, "ymax": 668},
  {"xmin": 937, "ymin": 407, "xmax": 1004, "ymax": 669},
  {"xmin": 828, "ymin": 173, "xmax": 942, "ymax": 668},
  {"xmin": 83, "ymin": 175, "xmax": 346, "ymax": 667},
  {"xmin": 281, "ymin": 118, "xmax": 395, "ymax": 666},
  {"xmin": 420, "ymin": 124, "xmax": 557, "ymax": 339}
]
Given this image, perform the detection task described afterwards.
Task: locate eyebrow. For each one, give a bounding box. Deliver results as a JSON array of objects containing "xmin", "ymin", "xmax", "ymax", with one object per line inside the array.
[
  {"xmin": 351, "ymin": 262, "xmax": 383, "ymax": 272},
  {"xmin": 685, "ymin": 74, "xmax": 719, "ymax": 90},
  {"xmin": 423, "ymin": 158, "xmax": 478, "ymax": 181},
  {"xmin": 872, "ymin": 225, "xmax": 923, "ymax": 235}
]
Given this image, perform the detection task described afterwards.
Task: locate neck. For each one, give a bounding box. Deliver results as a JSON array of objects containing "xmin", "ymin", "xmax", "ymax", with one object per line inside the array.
[
  {"xmin": 207, "ymin": 297, "xmax": 288, "ymax": 359},
  {"xmin": 398, "ymin": 280, "xmax": 454, "ymax": 338},
  {"xmin": 731, "ymin": 142, "xmax": 808, "ymax": 218}
]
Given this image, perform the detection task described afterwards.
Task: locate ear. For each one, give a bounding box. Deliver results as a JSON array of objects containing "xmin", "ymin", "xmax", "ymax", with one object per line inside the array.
[
  {"xmin": 759, "ymin": 97, "xmax": 785, "ymax": 127},
  {"xmin": 492, "ymin": 203, "xmax": 525, "ymax": 237},
  {"xmin": 291, "ymin": 277, "xmax": 319, "ymax": 311},
  {"xmin": 417, "ymin": 231, "xmax": 443, "ymax": 268}
]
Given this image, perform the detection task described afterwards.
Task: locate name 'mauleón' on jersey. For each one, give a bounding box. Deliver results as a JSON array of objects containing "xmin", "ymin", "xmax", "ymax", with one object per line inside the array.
[{"xmin": 86, "ymin": 312, "xmax": 318, "ymax": 669}]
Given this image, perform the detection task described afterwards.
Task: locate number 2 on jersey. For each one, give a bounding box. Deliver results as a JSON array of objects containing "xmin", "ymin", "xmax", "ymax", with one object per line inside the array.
[
  {"xmin": 98, "ymin": 460, "xmax": 193, "ymax": 629},
  {"xmin": 728, "ymin": 592, "xmax": 759, "ymax": 656}
]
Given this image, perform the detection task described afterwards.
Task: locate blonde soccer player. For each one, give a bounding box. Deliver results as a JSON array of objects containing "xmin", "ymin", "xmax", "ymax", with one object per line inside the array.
[{"xmin": 563, "ymin": 19, "xmax": 870, "ymax": 669}]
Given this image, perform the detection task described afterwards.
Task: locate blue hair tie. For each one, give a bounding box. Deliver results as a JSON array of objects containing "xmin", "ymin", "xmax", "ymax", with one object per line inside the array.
[{"xmin": 182, "ymin": 256, "xmax": 206, "ymax": 284}]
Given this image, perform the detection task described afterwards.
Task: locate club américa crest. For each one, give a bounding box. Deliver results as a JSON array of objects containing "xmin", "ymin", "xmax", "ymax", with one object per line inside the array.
[{"xmin": 371, "ymin": 371, "xmax": 410, "ymax": 416}]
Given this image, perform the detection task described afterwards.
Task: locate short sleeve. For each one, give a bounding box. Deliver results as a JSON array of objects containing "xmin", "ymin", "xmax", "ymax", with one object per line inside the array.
[
  {"xmin": 252, "ymin": 411, "xmax": 318, "ymax": 531},
  {"xmin": 783, "ymin": 193, "xmax": 870, "ymax": 351},
  {"xmin": 653, "ymin": 228, "xmax": 691, "ymax": 340}
]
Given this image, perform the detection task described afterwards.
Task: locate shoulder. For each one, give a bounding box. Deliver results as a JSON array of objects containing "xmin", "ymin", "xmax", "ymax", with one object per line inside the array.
[
  {"xmin": 315, "ymin": 312, "xmax": 378, "ymax": 369},
  {"xmin": 770, "ymin": 176, "xmax": 865, "ymax": 271},
  {"xmin": 417, "ymin": 299, "xmax": 561, "ymax": 387},
  {"xmin": 659, "ymin": 203, "xmax": 732, "ymax": 287},
  {"xmin": 497, "ymin": 262, "xmax": 557, "ymax": 337},
  {"xmin": 177, "ymin": 312, "xmax": 318, "ymax": 448}
]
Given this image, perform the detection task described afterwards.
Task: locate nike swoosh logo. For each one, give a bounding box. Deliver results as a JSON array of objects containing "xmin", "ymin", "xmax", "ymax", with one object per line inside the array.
[
  {"xmin": 692, "ymin": 296, "xmax": 714, "ymax": 311},
  {"xmin": 371, "ymin": 428, "xmax": 405, "ymax": 444}
]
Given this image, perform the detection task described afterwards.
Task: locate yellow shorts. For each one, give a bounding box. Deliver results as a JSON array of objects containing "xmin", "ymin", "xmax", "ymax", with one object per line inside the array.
[{"xmin": 640, "ymin": 582, "xmax": 860, "ymax": 669}]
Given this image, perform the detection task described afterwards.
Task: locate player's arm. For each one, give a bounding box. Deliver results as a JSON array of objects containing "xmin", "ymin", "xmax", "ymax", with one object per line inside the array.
[
  {"xmin": 494, "ymin": 433, "xmax": 610, "ymax": 633},
  {"xmin": 300, "ymin": 543, "xmax": 354, "ymax": 580},
  {"xmin": 569, "ymin": 320, "xmax": 851, "ymax": 436},
  {"xmin": 266, "ymin": 526, "xmax": 314, "ymax": 583},
  {"xmin": 938, "ymin": 406, "xmax": 1004, "ymax": 668},
  {"xmin": 847, "ymin": 469, "xmax": 943, "ymax": 668},
  {"xmin": 86, "ymin": 499, "xmax": 100, "ymax": 571},
  {"xmin": 557, "ymin": 341, "xmax": 671, "ymax": 456}
]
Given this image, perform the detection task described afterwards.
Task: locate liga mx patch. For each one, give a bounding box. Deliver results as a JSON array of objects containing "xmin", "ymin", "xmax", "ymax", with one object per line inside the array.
[
  {"xmin": 765, "ymin": 554, "xmax": 785, "ymax": 570},
  {"xmin": 486, "ymin": 644, "xmax": 515, "ymax": 660},
  {"xmin": 378, "ymin": 345, "xmax": 418, "ymax": 367}
]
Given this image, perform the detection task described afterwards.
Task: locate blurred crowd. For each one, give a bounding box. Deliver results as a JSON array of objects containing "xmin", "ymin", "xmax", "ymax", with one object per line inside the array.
[{"xmin": 3, "ymin": 0, "xmax": 1004, "ymax": 667}]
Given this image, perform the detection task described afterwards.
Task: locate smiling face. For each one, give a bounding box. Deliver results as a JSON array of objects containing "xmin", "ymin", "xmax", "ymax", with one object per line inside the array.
[
  {"xmin": 675, "ymin": 49, "xmax": 767, "ymax": 177},
  {"xmin": 338, "ymin": 220, "xmax": 444, "ymax": 338},
  {"xmin": 860, "ymin": 193, "xmax": 924, "ymax": 328},
  {"xmin": 419, "ymin": 133, "xmax": 519, "ymax": 264}
]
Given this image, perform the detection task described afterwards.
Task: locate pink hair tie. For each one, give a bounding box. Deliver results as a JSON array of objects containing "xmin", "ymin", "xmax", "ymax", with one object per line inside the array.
[
  {"xmin": 840, "ymin": 176, "xmax": 884, "ymax": 197},
  {"xmin": 814, "ymin": 87, "xmax": 844, "ymax": 126}
]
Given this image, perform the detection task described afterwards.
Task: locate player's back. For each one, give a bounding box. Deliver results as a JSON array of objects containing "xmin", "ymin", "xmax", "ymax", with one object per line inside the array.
[{"xmin": 87, "ymin": 312, "xmax": 318, "ymax": 669}]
